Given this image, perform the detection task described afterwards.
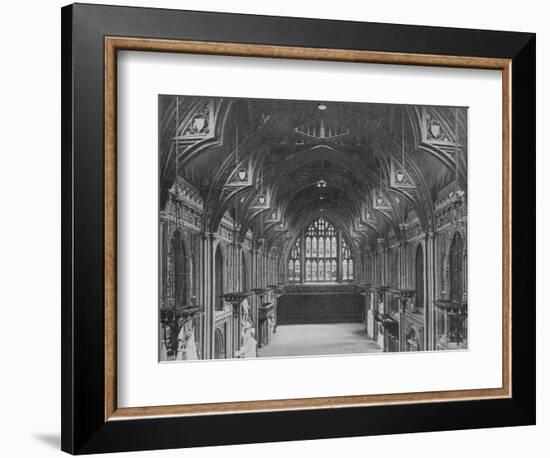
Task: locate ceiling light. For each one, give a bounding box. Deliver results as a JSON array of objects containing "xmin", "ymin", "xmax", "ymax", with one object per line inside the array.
[{"xmin": 318, "ymin": 103, "xmax": 327, "ymax": 111}]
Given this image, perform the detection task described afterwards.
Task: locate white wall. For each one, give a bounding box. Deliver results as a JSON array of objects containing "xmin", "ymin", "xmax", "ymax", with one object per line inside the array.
[{"xmin": 0, "ymin": 0, "xmax": 545, "ymax": 456}]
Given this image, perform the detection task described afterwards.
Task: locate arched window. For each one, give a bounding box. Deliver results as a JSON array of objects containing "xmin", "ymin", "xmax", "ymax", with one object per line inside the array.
[
  {"xmin": 287, "ymin": 217, "xmax": 355, "ymax": 284},
  {"xmin": 450, "ymin": 233, "xmax": 464, "ymax": 301},
  {"xmin": 415, "ymin": 244, "xmax": 424, "ymax": 309},
  {"xmin": 305, "ymin": 217, "xmax": 338, "ymax": 283}
]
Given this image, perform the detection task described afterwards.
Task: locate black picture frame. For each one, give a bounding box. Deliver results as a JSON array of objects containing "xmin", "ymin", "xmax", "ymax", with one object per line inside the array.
[{"xmin": 61, "ymin": 3, "xmax": 535, "ymax": 454}]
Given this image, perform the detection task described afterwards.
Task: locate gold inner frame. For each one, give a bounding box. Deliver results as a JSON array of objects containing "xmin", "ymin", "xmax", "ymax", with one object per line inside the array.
[{"xmin": 104, "ymin": 37, "xmax": 512, "ymax": 421}]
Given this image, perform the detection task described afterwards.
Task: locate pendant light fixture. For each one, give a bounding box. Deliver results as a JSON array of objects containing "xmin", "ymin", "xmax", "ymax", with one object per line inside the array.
[
  {"xmin": 257, "ymin": 164, "xmax": 266, "ymax": 205},
  {"xmin": 376, "ymin": 162, "xmax": 384, "ymax": 207},
  {"xmin": 174, "ymin": 96, "xmax": 180, "ymax": 226},
  {"xmin": 395, "ymin": 108, "xmax": 405, "ymax": 183},
  {"xmin": 235, "ymin": 101, "xmax": 248, "ymax": 182},
  {"xmin": 455, "ymin": 108, "xmax": 458, "ymax": 183}
]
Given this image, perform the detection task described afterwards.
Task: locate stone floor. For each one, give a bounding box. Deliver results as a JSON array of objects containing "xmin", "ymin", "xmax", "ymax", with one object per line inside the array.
[{"xmin": 257, "ymin": 323, "xmax": 382, "ymax": 358}]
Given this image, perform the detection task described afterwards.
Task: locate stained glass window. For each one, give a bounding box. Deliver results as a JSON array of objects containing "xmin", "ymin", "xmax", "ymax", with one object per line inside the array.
[
  {"xmin": 287, "ymin": 217, "xmax": 354, "ymax": 283},
  {"xmin": 304, "ymin": 217, "xmax": 338, "ymax": 283},
  {"xmin": 312, "ymin": 237, "xmax": 317, "ymax": 257},
  {"xmin": 312, "ymin": 260, "xmax": 318, "ymax": 281}
]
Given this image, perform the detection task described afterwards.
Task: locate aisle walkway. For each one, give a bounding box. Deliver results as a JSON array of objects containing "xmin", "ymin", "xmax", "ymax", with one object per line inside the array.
[{"xmin": 258, "ymin": 323, "xmax": 382, "ymax": 358}]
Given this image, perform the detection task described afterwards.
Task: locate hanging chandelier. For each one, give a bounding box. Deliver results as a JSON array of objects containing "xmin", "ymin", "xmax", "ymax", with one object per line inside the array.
[{"xmin": 235, "ymin": 102, "xmax": 247, "ymax": 182}]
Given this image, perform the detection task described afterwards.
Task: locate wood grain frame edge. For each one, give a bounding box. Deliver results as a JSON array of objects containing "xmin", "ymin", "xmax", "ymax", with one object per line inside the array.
[{"xmin": 103, "ymin": 36, "xmax": 512, "ymax": 421}]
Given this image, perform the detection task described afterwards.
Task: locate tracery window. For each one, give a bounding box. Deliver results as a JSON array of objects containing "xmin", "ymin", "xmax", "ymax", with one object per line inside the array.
[
  {"xmin": 287, "ymin": 217, "xmax": 354, "ymax": 283},
  {"xmin": 304, "ymin": 217, "xmax": 337, "ymax": 282}
]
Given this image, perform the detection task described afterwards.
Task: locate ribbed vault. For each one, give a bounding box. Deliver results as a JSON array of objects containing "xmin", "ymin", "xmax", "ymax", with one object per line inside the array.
[{"xmin": 159, "ymin": 95, "xmax": 467, "ymax": 272}]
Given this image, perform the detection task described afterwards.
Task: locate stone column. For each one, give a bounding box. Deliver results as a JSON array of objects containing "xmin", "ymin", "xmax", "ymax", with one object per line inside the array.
[
  {"xmin": 266, "ymin": 253, "xmax": 271, "ymax": 285},
  {"xmin": 236, "ymin": 243, "xmax": 243, "ymax": 291},
  {"xmin": 251, "ymin": 248, "xmax": 259, "ymax": 332},
  {"xmin": 233, "ymin": 242, "xmax": 239, "ymax": 292},
  {"xmin": 200, "ymin": 232, "xmax": 215, "ymax": 359},
  {"xmin": 376, "ymin": 237, "xmax": 385, "ymax": 284},
  {"xmin": 384, "ymin": 245, "xmax": 389, "ymax": 289},
  {"xmin": 337, "ymin": 231, "xmax": 343, "ymax": 282},
  {"xmin": 399, "ymin": 296, "xmax": 406, "ymax": 351},
  {"xmin": 402, "ymin": 225, "xmax": 409, "ymax": 289},
  {"xmin": 262, "ymin": 249, "xmax": 267, "ymax": 288},
  {"xmin": 424, "ymin": 231, "xmax": 436, "ymax": 351}
]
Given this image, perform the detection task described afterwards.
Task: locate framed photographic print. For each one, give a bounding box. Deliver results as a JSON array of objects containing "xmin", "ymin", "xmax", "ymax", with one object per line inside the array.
[{"xmin": 61, "ymin": 3, "xmax": 536, "ymax": 454}]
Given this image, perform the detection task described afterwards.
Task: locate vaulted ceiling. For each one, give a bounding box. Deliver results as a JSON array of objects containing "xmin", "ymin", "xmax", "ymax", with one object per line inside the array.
[{"xmin": 159, "ymin": 95, "xmax": 467, "ymax": 255}]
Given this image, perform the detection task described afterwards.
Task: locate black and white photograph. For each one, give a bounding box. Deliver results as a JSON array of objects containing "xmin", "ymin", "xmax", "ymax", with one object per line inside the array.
[{"xmin": 158, "ymin": 95, "xmax": 468, "ymax": 362}]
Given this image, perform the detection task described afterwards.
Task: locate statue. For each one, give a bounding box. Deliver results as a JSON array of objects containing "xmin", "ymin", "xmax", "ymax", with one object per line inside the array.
[
  {"xmin": 267, "ymin": 314, "xmax": 275, "ymax": 340},
  {"xmin": 377, "ymin": 295, "xmax": 384, "ymax": 314},
  {"xmin": 408, "ymin": 297, "xmax": 416, "ymax": 314},
  {"xmin": 239, "ymin": 299, "xmax": 257, "ymax": 358},
  {"xmin": 376, "ymin": 295, "xmax": 386, "ymax": 349},
  {"xmin": 176, "ymin": 319, "xmax": 199, "ymax": 361},
  {"xmin": 160, "ymin": 335, "xmax": 168, "ymax": 361}
]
